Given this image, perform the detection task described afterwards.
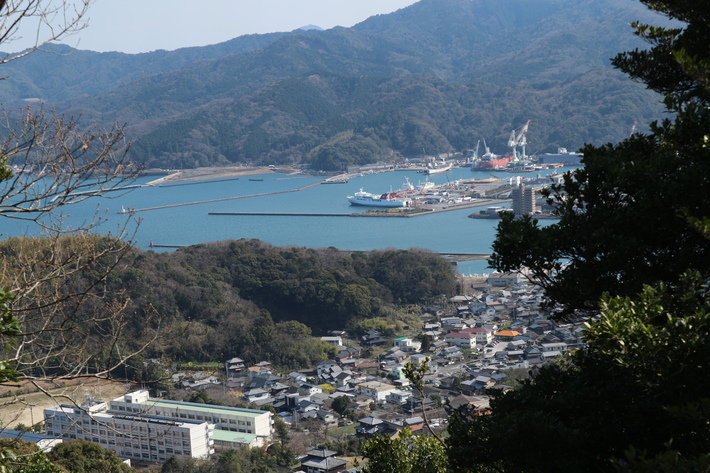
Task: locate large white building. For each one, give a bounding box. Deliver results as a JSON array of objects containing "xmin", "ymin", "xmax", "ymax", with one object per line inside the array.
[
  {"xmin": 356, "ymin": 381, "xmax": 397, "ymax": 401},
  {"xmin": 44, "ymin": 390, "xmax": 272, "ymax": 464},
  {"xmin": 44, "ymin": 401, "xmax": 214, "ymax": 463}
]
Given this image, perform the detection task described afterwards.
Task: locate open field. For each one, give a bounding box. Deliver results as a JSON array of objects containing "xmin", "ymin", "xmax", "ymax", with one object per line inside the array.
[{"xmin": 0, "ymin": 379, "xmax": 130, "ymax": 429}]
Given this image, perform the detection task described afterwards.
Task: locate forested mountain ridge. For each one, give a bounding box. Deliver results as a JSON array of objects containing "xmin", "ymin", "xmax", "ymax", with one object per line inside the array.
[
  {"xmin": 4, "ymin": 0, "xmax": 668, "ymax": 170},
  {"xmin": 0, "ymin": 32, "xmax": 288, "ymax": 103},
  {"xmin": 352, "ymin": 0, "xmax": 650, "ymax": 84},
  {"xmin": 128, "ymin": 70, "xmax": 660, "ymax": 169}
]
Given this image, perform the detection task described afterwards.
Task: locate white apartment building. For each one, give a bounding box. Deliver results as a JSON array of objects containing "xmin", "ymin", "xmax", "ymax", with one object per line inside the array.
[
  {"xmin": 110, "ymin": 391, "xmax": 272, "ymax": 447},
  {"xmin": 44, "ymin": 390, "xmax": 273, "ymax": 464},
  {"xmin": 541, "ymin": 342, "xmax": 568, "ymax": 353},
  {"xmin": 44, "ymin": 402, "xmax": 214, "ymax": 463}
]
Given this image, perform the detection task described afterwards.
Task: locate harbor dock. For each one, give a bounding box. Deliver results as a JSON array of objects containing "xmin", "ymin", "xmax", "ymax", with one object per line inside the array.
[{"xmin": 208, "ymin": 198, "xmax": 509, "ymax": 218}]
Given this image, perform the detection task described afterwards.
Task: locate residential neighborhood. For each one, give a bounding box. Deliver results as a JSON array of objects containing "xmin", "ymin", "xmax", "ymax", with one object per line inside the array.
[{"xmin": 38, "ymin": 271, "xmax": 587, "ymax": 469}]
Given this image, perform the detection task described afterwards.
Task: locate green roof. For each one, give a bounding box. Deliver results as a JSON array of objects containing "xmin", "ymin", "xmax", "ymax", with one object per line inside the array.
[
  {"xmin": 211, "ymin": 429, "xmax": 259, "ymax": 444},
  {"xmin": 120, "ymin": 397, "xmax": 268, "ymax": 419}
]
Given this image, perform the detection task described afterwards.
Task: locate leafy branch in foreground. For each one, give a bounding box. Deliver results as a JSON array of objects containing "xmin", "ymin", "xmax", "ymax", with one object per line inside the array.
[{"xmin": 446, "ymin": 273, "xmax": 710, "ymax": 473}]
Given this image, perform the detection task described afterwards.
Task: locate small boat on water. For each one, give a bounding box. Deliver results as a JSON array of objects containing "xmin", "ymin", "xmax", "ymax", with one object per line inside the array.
[{"xmin": 347, "ymin": 188, "xmax": 410, "ymax": 208}]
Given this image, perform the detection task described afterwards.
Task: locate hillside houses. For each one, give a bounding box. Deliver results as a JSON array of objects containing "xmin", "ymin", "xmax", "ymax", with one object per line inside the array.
[{"xmin": 148, "ymin": 272, "xmax": 588, "ymax": 470}]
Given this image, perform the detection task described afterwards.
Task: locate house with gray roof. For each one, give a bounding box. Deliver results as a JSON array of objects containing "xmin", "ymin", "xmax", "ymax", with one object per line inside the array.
[{"xmin": 299, "ymin": 449, "xmax": 348, "ymax": 473}]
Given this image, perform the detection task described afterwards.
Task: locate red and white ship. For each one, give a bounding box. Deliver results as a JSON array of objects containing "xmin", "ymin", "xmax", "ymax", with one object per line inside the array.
[
  {"xmin": 477, "ymin": 139, "xmax": 513, "ymax": 169},
  {"xmin": 479, "ymin": 152, "xmax": 514, "ymax": 169}
]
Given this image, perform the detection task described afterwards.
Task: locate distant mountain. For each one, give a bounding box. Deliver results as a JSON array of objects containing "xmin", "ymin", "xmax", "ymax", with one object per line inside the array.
[
  {"xmin": 0, "ymin": 32, "xmax": 288, "ymax": 102},
  {"xmin": 1, "ymin": 0, "xmax": 668, "ymax": 170},
  {"xmin": 299, "ymin": 25, "xmax": 324, "ymax": 31}
]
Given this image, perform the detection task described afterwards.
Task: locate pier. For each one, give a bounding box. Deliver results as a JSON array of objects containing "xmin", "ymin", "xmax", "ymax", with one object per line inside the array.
[
  {"xmin": 149, "ymin": 241, "xmax": 186, "ymax": 249},
  {"xmin": 438, "ymin": 252, "xmax": 491, "ymax": 261},
  {"xmin": 207, "ymin": 198, "xmax": 510, "ymax": 218},
  {"xmin": 209, "ymin": 212, "xmax": 353, "ymax": 217},
  {"xmin": 156, "ymin": 177, "xmax": 242, "ymax": 187}
]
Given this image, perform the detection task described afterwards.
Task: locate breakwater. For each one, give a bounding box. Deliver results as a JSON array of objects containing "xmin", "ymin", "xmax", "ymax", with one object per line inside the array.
[
  {"xmin": 209, "ymin": 212, "xmax": 353, "ymax": 217},
  {"xmin": 118, "ymin": 181, "xmax": 322, "ymax": 214}
]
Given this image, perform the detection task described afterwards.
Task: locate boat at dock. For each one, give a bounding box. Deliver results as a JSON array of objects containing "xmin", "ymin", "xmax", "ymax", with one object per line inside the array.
[
  {"xmin": 347, "ymin": 188, "xmax": 411, "ymax": 208},
  {"xmin": 420, "ymin": 157, "xmax": 454, "ymax": 175},
  {"xmin": 472, "ymin": 139, "xmax": 514, "ymax": 170},
  {"xmin": 479, "ymin": 153, "xmax": 513, "ymax": 170},
  {"xmin": 417, "ymin": 178, "xmax": 435, "ymax": 193},
  {"xmin": 426, "ymin": 162, "xmax": 453, "ymax": 175}
]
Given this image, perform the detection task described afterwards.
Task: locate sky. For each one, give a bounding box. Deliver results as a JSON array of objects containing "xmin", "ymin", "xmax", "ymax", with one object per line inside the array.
[{"xmin": 12, "ymin": 0, "xmax": 420, "ymax": 54}]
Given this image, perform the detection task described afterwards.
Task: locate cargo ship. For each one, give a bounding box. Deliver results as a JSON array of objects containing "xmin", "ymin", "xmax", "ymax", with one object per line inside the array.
[
  {"xmin": 479, "ymin": 153, "xmax": 514, "ymax": 169},
  {"xmin": 475, "ymin": 139, "xmax": 514, "ymax": 170}
]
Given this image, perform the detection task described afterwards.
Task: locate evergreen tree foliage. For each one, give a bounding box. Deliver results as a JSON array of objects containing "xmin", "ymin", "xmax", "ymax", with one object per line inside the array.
[
  {"xmin": 447, "ymin": 273, "xmax": 710, "ymax": 473},
  {"xmin": 0, "ymin": 439, "xmax": 62, "ymax": 473},
  {"xmin": 489, "ymin": 0, "xmax": 710, "ymax": 318},
  {"xmin": 362, "ymin": 427, "xmax": 446, "ymax": 473},
  {"xmin": 456, "ymin": 1, "xmax": 710, "ymax": 472},
  {"xmin": 331, "ymin": 396, "xmax": 351, "ymax": 416},
  {"xmin": 0, "ymin": 236, "xmax": 454, "ymax": 371},
  {"xmin": 47, "ymin": 440, "xmax": 134, "ymax": 473}
]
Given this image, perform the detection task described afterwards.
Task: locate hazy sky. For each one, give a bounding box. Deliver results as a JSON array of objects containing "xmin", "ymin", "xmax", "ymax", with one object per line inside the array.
[{"xmin": 14, "ymin": 0, "xmax": 419, "ymax": 54}]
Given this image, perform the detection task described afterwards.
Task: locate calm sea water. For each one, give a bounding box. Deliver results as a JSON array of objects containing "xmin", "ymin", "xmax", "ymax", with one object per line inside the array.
[{"xmin": 0, "ymin": 167, "xmax": 570, "ymax": 275}]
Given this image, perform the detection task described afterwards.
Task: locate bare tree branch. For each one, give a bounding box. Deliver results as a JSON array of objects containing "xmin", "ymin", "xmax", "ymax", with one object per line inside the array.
[{"xmin": 0, "ymin": 0, "xmax": 91, "ymax": 66}]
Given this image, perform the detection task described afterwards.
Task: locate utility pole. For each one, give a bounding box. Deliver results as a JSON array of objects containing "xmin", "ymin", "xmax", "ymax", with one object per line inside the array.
[{"xmin": 29, "ymin": 403, "xmax": 36, "ymax": 428}]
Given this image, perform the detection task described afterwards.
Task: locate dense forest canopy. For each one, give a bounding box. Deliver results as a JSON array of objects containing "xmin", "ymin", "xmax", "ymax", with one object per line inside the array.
[{"xmin": 0, "ymin": 237, "xmax": 457, "ymax": 371}]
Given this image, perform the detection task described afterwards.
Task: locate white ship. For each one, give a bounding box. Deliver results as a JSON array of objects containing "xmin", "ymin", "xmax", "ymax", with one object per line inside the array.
[
  {"xmin": 420, "ymin": 157, "xmax": 453, "ymax": 175},
  {"xmin": 347, "ymin": 188, "xmax": 410, "ymax": 208},
  {"xmin": 417, "ymin": 178, "xmax": 435, "ymax": 193}
]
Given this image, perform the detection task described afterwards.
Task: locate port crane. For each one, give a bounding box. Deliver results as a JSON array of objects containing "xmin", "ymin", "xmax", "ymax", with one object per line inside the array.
[
  {"xmin": 469, "ymin": 140, "xmax": 481, "ymax": 167},
  {"xmin": 507, "ymin": 120, "xmax": 531, "ymax": 163}
]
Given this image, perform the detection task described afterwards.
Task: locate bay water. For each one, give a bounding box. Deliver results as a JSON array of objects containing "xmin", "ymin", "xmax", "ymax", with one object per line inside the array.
[{"xmin": 0, "ymin": 167, "xmax": 569, "ymax": 275}]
